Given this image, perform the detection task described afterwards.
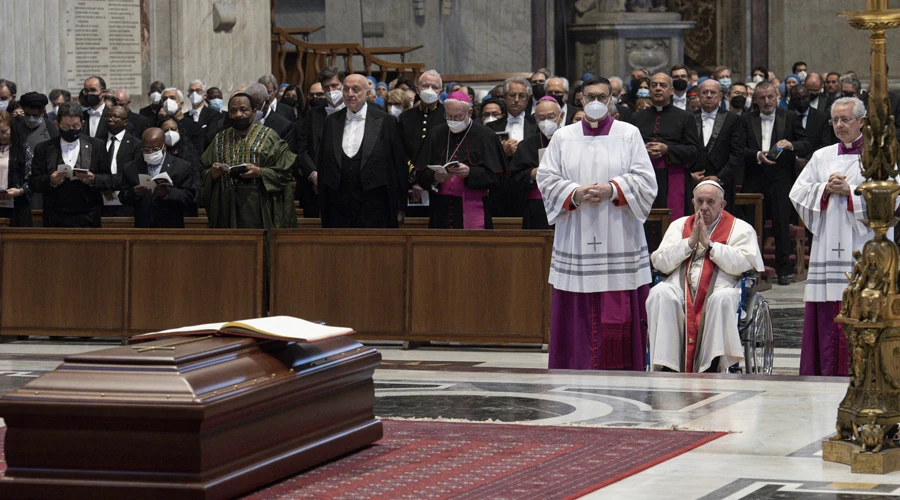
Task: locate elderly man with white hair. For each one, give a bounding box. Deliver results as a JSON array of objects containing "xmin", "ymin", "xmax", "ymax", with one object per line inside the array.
[
  {"xmin": 648, "ymin": 180, "xmax": 764, "ymax": 373},
  {"xmin": 414, "ymin": 90, "xmax": 504, "ymax": 229},
  {"xmin": 509, "ymin": 96, "xmax": 564, "ymax": 229},
  {"xmin": 790, "ymin": 97, "xmax": 889, "ymax": 376}
]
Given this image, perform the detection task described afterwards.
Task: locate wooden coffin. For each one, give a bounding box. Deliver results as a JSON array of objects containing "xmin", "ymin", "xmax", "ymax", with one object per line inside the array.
[{"xmin": 0, "ymin": 336, "xmax": 382, "ymax": 499}]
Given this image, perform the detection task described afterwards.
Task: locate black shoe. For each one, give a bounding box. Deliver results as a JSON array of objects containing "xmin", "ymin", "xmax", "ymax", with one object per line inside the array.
[{"xmin": 777, "ymin": 274, "xmax": 793, "ymax": 285}]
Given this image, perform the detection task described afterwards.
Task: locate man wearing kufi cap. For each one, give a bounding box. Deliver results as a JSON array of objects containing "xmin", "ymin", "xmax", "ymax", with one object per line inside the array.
[
  {"xmin": 18, "ymin": 91, "xmax": 58, "ymax": 151},
  {"xmin": 647, "ymin": 180, "xmax": 764, "ymax": 372}
]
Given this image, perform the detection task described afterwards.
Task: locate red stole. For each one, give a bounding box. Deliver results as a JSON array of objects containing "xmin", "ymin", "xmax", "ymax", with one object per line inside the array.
[{"xmin": 680, "ymin": 211, "xmax": 736, "ymax": 372}]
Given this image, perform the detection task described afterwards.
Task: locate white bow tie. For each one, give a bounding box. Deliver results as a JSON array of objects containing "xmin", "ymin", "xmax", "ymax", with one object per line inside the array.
[
  {"xmin": 761, "ymin": 113, "xmax": 776, "ymax": 122},
  {"xmin": 346, "ymin": 113, "xmax": 364, "ymax": 122},
  {"xmin": 87, "ymin": 108, "xmax": 102, "ymax": 117},
  {"xmin": 508, "ymin": 116, "xmax": 522, "ymax": 124},
  {"xmin": 702, "ymin": 111, "xmax": 717, "ymax": 120},
  {"xmin": 674, "ymin": 95, "xmax": 687, "ymax": 102}
]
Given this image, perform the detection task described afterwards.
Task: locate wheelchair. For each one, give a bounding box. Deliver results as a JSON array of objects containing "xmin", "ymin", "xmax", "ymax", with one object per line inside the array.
[{"xmin": 649, "ymin": 270, "xmax": 774, "ymax": 374}]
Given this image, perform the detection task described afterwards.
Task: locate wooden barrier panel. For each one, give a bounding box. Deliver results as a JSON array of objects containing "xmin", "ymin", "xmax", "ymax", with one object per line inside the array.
[
  {"xmin": 0, "ymin": 229, "xmax": 266, "ymax": 338},
  {"xmin": 269, "ymin": 229, "xmax": 553, "ymax": 345}
]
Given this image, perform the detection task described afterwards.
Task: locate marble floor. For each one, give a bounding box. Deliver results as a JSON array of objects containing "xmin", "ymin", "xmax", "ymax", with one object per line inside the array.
[{"xmin": 2, "ymin": 281, "xmax": 898, "ymax": 499}]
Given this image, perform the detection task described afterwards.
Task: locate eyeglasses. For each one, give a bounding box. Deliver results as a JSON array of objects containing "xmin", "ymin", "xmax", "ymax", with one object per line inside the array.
[
  {"xmin": 506, "ymin": 93, "xmax": 528, "ymax": 101},
  {"xmin": 829, "ymin": 117, "xmax": 857, "ymax": 126},
  {"xmin": 59, "ymin": 126, "xmax": 82, "ymax": 132},
  {"xmin": 140, "ymin": 146, "xmax": 164, "ymax": 154},
  {"xmin": 582, "ymin": 93, "xmax": 609, "ymax": 103},
  {"xmin": 308, "ymin": 92, "xmax": 325, "ymax": 99}
]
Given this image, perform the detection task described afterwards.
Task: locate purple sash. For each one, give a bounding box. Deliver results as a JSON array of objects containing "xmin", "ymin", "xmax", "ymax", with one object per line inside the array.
[
  {"xmin": 652, "ymin": 157, "xmax": 686, "ymax": 220},
  {"xmin": 439, "ymin": 176, "xmax": 488, "ymax": 229}
]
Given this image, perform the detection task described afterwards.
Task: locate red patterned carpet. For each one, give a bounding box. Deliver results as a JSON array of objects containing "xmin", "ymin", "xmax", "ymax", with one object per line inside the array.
[{"xmin": 0, "ymin": 422, "xmax": 724, "ymax": 498}]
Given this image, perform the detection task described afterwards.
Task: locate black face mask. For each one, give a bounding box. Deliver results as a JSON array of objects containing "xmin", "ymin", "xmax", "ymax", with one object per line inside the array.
[
  {"xmin": 85, "ymin": 93, "xmax": 101, "ymax": 107},
  {"xmin": 791, "ymin": 99, "xmax": 810, "ymax": 113},
  {"xmin": 672, "ymin": 79, "xmax": 688, "ymax": 92},
  {"xmin": 309, "ymin": 97, "xmax": 327, "ymax": 109},
  {"xmin": 551, "ymin": 94, "xmax": 566, "ymax": 107},
  {"xmin": 227, "ymin": 116, "xmax": 253, "ymax": 131},
  {"xmin": 532, "ymin": 83, "xmax": 545, "ymax": 100},
  {"xmin": 842, "ymin": 91, "xmax": 856, "ymax": 98},
  {"xmin": 730, "ymin": 95, "xmax": 747, "ymax": 110},
  {"xmin": 281, "ymin": 97, "xmax": 298, "ymax": 108},
  {"xmin": 59, "ymin": 128, "xmax": 81, "ymax": 142}
]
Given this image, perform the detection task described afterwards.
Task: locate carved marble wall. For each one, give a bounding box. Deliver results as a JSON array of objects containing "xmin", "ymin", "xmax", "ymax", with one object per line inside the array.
[{"xmin": 668, "ymin": 0, "xmax": 716, "ymax": 69}]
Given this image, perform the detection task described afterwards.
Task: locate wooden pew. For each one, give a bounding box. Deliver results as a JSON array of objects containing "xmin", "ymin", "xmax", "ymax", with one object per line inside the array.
[
  {"xmin": 268, "ymin": 229, "xmax": 553, "ymax": 346},
  {"xmin": 735, "ymin": 193, "xmax": 764, "ymax": 249},
  {"xmin": 0, "ymin": 229, "xmax": 266, "ymax": 338}
]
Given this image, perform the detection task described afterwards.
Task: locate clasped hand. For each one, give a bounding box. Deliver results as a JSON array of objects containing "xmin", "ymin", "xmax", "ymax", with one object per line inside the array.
[
  {"xmin": 825, "ymin": 173, "xmax": 850, "ymax": 196},
  {"xmin": 645, "ymin": 141, "xmax": 668, "ymax": 160},
  {"xmin": 574, "ymin": 183, "xmax": 612, "ymax": 204},
  {"xmin": 688, "ymin": 216, "xmax": 710, "ymax": 251},
  {"xmin": 435, "ymin": 163, "xmax": 470, "ymax": 182}
]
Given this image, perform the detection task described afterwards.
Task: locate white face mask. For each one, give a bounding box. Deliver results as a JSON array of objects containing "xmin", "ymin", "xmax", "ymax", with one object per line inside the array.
[
  {"xmin": 189, "ymin": 91, "xmax": 204, "ymax": 106},
  {"xmin": 389, "ymin": 105, "xmax": 403, "ymax": 118},
  {"xmin": 53, "ymin": 105, "xmax": 59, "ymax": 116},
  {"xmin": 143, "ymin": 148, "xmax": 164, "ymax": 165},
  {"xmin": 0, "ymin": 100, "xmax": 8, "ymax": 112},
  {"xmin": 538, "ymin": 119, "xmax": 560, "ymax": 138},
  {"xmin": 447, "ymin": 118, "xmax": 469, "ymax": 134},
  {"xmin": 164, "ymin": 130, "xmax": 181, "ymax": 147},
  {"xmin": 744, "ymin": 97, "xmax": 752, "ymax": 110},
  {"xmin": 610, "ymin": 95, "xmax": 619, "ymax": 105},
  {"xmin": 326, "ymin": 89, "xmax": 343, "ymax": 106},
  {"xmin": 752, "ymin": 75, "xmax": 764, "ymax": 84},
  {"xmin": 150, "ymin": 92, "xmax": 162, "ymax": 105},
  {"xmin": 419, "ymin": 88, "xmax": 439, "ymax": 105},
  {"xmin": 164, "ymin": 98, "xmax": 179, "ymax": 114},
  {"xmin": 797, "ymin": 71, "xmax": 808, "ymax": 82},
  {"xmin": 482, "ymin": 116, "xmax": 498, "ymax": 125},
  {"xmin": 254, "ymin": 109, "xmax": 264, "ymax": 123},
  {"xmin": 583, "ymin": 100, "xmax": 608, "ymax": 120}
]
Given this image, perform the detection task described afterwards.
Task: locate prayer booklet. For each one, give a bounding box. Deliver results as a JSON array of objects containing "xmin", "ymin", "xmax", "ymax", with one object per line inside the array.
[
  {"xmin": 223, "ymin": 163, "xmax": 249, "ymax": 175},
  {"xmin": 0, "ymin": 189, "xmax": 12, "ymax": 209},
  {"xmin": 131, "ymin": 315, "xmax": 355, "ymax": 343},
  {"xmin": 72, "ymin": 167, "xmax": 90, "ymax": 175},
  {"xmin": 138, "ymin": 172, "xmax": 174, "ymax": 189},
  {"xmin": 427, "ymin": 161, "xmax": 459, "ymax": 175},
  {"xmin": 57, "ymin": 164, "xmax": 74, "ymax": 179},
  {"xmin": 102, "ymin": 190, "xmax": 122, "ymax": 206}
]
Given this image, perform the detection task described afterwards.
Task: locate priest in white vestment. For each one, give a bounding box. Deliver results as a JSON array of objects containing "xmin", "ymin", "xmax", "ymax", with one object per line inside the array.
[
  {"xmin": 789, "ymin": 97, "xmax": 882, "ymax": 376},
  {"xmin": 647, "ymin": 181, "xmax": 765, "ymax": 372},
  {"xmin": 537, "ymin": 76, "xmax": 658, "ymax": 370}
]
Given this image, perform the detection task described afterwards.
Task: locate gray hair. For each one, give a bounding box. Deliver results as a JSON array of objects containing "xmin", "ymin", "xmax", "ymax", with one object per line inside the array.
[
  {"xmin": 535, "ymin": 98, "xmax": 561, "ymax": 113},
  {"xmin": 503, "ymin": 76, "xmax": 532, "ymax": 98},
  {"xmin": 189, "ymin": 79, "xmax": 205, "ymax": 91},
  {"xmin": 245, "ymin": 83, "xmax": 269, "ymax": 109},
  {"xmin": 609, "ymin": 76, "xmax": 624, "ymax": 86},
  {"xmin": 57, "ymin": 101, "xmax": 83, "ymax": 120},
  {"xmin": 418, "ymin": 69, "xmax": 443, "ymax": 88},
  {"xmin": 839, "ymin": 73, "xmax": 862, "ymax": 95},
  {"xmin": 609, "ymin": 102, "xmax": 618, "ymax": 117},
  {"xmin": 257, "ymin": 74, "xmax": 278, "ymax": 90},
  {"xmin": 443, "ymin": 97, "xmax": 472, "ymax": 110},
  {"xmin": 163, "ymin": 87, "xmax": 184, "ymax": 103},
  {"xmin": 547, "ymin": 76, "xmax": 569, "ymax": 93},
  {"xmin": 831, "ymin": 97, "xmax": 866, "ymax": 120}
]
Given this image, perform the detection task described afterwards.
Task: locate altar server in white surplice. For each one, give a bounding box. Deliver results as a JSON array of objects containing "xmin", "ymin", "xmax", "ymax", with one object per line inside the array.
[
  {"xmin": 648, "ymin": 181, "xmax": 764, "ymax": 373},
  {"xmin": 789, "ymin": 97, "xmax": 888, "ymax": 377},
  {"xmin": 537, "ymin": 76, "xmax": 658, "ymax": 371}
]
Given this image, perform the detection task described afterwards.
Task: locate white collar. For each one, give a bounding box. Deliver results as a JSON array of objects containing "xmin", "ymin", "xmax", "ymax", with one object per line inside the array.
[
  {"xmin": 60, "ymin": 137, "xmax": 79, "ymax": 147},
  {"xmin": 673, "ymin": 93, "xmax": 687, "ymax": 101},
  {"xmin": 654, "ymin": 105, "xmax": 664, "ymax": 112},
  {"xmin": 110, "ymin": 129, "xmax": 126, "ymax": 141},
  {"xmin": 842, "ymin": 133, "xmax": 864, "ymax": 148},
  {"xmin": 761, "ymin": 111, "xmax": 776, "ymax": 121},
  {"xmin": 508, "ymin": 111, "xmax": 525, "ymax": 122},
  {"xmin": 701, "ymin": 109, "xmax": 718, "ymax": 118},
  {"xmin": 346, "ymin": 102, "xmax": 368, "ymax": 121},
  {"xmin": 89, "ymin": 103, "xmax": 106, "ymax": 115}
]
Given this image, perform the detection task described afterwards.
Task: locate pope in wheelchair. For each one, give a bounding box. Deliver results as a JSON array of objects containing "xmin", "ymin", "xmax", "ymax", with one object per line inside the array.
[{"xmin": 647, "ymin": 180, "xmax": 766, "ymax": 373}]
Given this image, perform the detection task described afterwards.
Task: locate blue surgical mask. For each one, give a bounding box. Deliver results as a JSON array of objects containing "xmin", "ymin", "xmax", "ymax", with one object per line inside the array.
[
  {"xmin": 636, "ymin": 89, "xmax": 650, "ymax": 99},
  {"xmin": 209, "ymin": 98, "xmax": 224, "ymax": 112},
  {"xmin": 718, "ymin": 78, "xmax": 732, "ymax": 90}
]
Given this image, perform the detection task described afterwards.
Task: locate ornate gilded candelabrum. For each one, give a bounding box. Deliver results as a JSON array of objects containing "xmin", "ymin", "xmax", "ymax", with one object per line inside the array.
[{"xmin": 823, "ymin": 0, "xmax": 900, "ymax": 474}]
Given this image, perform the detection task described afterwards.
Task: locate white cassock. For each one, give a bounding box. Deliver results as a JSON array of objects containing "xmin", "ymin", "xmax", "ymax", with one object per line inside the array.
[
  {"xmin": 647, "ymin": 212, "xmax": 764, "ymax": 372},
  {"xmin": 537, "ymin": 120, "xmax": 658, "ymax": 293},
  {"xmin": 789, "ymin": 142, "xmax": 883, "ymax": 302}
]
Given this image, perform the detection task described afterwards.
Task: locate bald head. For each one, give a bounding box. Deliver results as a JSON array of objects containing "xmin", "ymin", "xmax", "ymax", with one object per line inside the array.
[
  {"xmin": 113, "ymin": 89, "xmax": 131, "ymax": 110},
  {"xmin": 650, "ymin": 73, "xmax": 673, "ymax": 106},
  {"xmin": 142, "ymin": 127, "xmax": 164, "ymax": 150},
  {"xmin": 343, "ymin": 74, "xmax": 369, "ymax": 112},
  {"xmin": 805, "ymin": 72, "xmax": 823, "ymax": 94},
  {"xmin": 698, "ymin": 79, "xmax": 721, "ymax": 112}
]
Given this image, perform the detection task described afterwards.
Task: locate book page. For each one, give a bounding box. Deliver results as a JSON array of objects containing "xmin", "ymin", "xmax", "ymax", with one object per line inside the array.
[
  {"xmin": 224, "ymin": 316, "xmax": 353, "ymax": 342},
  {"xmin": 152, "ymin": 172, "xmax": 173, "ymax": 185},
  {"xmin": 138, "ymin": 174, "xmax": 155, "ymax": 189},
  {"xmin": 427, "ymin": 164, "xmax": 448, "ymax": 175},
  {"xmin": 131, "ymin": 321, "xmax": 228, "ymax": 340},
  {"xmin": 57, "ymin": 164, "xmax": 74, "ymax": 179}
]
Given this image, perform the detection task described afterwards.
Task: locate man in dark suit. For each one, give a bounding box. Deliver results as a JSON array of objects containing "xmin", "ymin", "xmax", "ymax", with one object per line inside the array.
[
  {"xmin": 741, "ymin": 81, "xmax": 810, "ymax": 285},
  {"xmin": 316, "ymin": 73, "xmax": 407, "ymax": 228},
  {"xmin": 112, "ymin": 89, "xmax": 150, "ymax": 142},
  {"xmin": 789, "ymin": 84, "xmax": 829, "ymax": 170},
  {"xmin": 101, "ymin": 106, "xmax": 142, "ymax": 217},
  {"xmin": 397, "ymin": 70, "xmax": 446, "ymax": 217},
  {"xmin": 30, "ymin": 102, "xmax": 113, "ymax": 227},
  {"xmin": 246, "ymin": 83, "xmax": 293, "ymax": 143},
  {"xmin": 693, "ymin": 79, "xmax": 745, "ymax": 211},
  {"xmin": 185, "ymin": 80, "xmax": 220, "ymax": 150},
  {"xmin": 119, "ymin": 128, "xmax": 197, "ymax": 228},
  {"xmin": 139, "ymin": 81, "xmax": 166, "ymax": 127},
  {"xmin": 82, "ymin": 75, "xmax": 110, "ymax": 140},
  {"xmin": 157, "ymin": 88, "xmax": 206, "ymax": 158},
  {"xmin": 259, "ymin": 74, "xmax": 296, "ymax": 122},
  {"xmin": 294, "ymin": 70, "xmax": 347, "ymax": 218}
]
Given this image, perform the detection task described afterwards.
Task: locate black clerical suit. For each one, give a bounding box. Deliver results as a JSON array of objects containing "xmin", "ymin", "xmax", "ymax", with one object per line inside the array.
[
  {"xmin": 30, "ymin": 136, "xmax": 113, "ymax": 227},
  {"xmin": 83, "ymin": 105, "xmax": 110, "ymax": 140},
  {"xmin": 118, "ymin": 153, "xmax": 197, "ymax": 228},
  {"xmin": 508, "ymin": 131, "xmax": 552, "ymax": 229},
  {"xmin": 742, "ymin": 108, "xmax": 810, "ymax": 278},
  {"xmin": 293, "ymin": 105, "xmax": 329, "ymax": 218},
  {"xmin": 414, "ymin": 121, "xmax": 504, "ymax": 229},
  {"xmin": 317, "ymin": 105, "xmax": 407, "ymax": 228},
  {"xmin": 693, "ymin": 108, "xmax": 745, "ymax": 211},
  {"xmin": 101, "ymin": 130, "xmax": 142, "ymax": 217},
  {"xmin": 633, "ymin": 103, "xmax": 702, "ymax": 217},
  {"xmin": 398, "ymin": 101, "xmax": 446, "ymax": 217},
  {"xmin": 485, "ymin": 116, "xmax": 536, "ymax": 217},
  {"xmin": 139, "ymin": 104, "xmax": 160, "ymax": 127}
]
